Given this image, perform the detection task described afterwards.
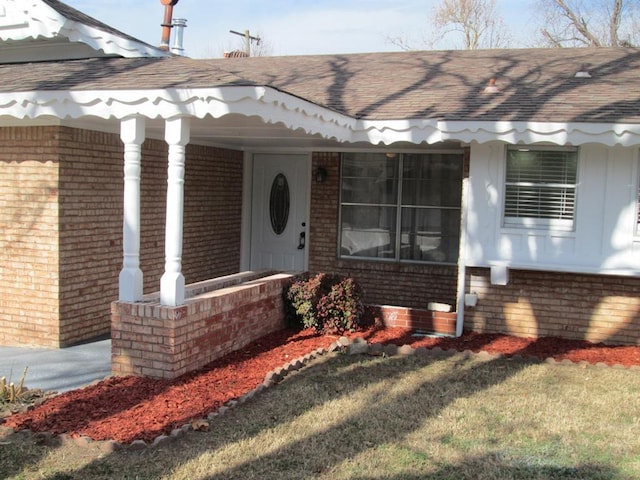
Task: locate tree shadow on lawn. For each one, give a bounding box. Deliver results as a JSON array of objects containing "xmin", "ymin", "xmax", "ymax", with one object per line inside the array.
[
  {"xmin": 37, "ymin": 348, "xmax": 633, "ymax": 480},
  {"xmin": 348, "ymin": 455, "xmax": 620, "ymax": 480}
]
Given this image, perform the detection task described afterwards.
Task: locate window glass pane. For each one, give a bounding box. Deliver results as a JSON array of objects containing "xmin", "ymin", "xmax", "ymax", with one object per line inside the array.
[
  {"xmin": 339, "ymin": 151, "xmax": 463, "ymax": 264},
  {"xmin": 402, "ymin": 154, "xmax": 463, "ymax": 207},
  {"xmin": 340, "ymin": 205, "xmax": 396, "ymax": 258},
  {"xmin": 505, "ymin": 149, "xmax": 578, "ymax": 225},
  {"xmin": 341, "ymin": 153, "xmax": 398, "ymax": 205},
  {"xmin": 400, "ymin": 207, "xmax": 460, "ymax": 263}
]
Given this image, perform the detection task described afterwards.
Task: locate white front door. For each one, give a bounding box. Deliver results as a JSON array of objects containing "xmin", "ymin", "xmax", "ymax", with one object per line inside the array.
[{"xmin": 250, "ymin": 154, "xmax": 310, "ymax": 271}]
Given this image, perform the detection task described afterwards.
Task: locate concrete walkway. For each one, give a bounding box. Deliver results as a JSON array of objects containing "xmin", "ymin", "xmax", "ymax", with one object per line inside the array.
[{"xmin": 0, "ymin": 338, "xmax": 112, "ymax": 393}]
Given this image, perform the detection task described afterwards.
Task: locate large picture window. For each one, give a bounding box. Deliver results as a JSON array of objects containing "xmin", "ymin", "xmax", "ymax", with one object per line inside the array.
[
  {"xmin": 339, "ymin": 152, "xmax": 463, "ymax": 264},
  {"xmin": 504, "ymin": 147, "xmax": 578, "ymax": 230}
]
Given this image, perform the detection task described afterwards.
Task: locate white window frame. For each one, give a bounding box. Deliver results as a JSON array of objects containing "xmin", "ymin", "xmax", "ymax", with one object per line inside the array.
[
  {"xmin": 503, "ymin": 146, "xmax": 579, "ymax": 232},
  {"xmin": 338, "ymin": 151, "xmax": 463, "ymax": 265}
]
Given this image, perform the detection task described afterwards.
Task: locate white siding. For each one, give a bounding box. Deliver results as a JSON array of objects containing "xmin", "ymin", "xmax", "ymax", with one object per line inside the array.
[{"xmin": 466, "ymin": 142, "xmax": 640, "ymax": 276}]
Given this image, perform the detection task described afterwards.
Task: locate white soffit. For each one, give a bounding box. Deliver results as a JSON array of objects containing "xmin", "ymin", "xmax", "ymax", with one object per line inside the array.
[
  {"xmin": 0, "ymin": 0, "xmax": 164, "ymax": 58},
  {"xmin": 0, "ymin": 85, "xmax": 639, "ymax": 147}
]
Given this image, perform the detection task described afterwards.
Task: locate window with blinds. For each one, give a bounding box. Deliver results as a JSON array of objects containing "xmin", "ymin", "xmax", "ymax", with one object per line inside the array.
[{"xmin": 504, "ymin": 148, "xmax": 578, "ymax": 229}]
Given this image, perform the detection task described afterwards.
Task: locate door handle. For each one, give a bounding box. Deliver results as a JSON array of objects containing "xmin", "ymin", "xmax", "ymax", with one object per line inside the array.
[{"xmin": 297, "ymin": 231, "xmax": 306, "ymax": 250}]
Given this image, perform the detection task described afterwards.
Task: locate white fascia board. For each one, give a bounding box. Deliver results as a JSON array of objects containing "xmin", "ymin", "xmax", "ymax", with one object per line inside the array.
[
  {"xmin": 1, "ymin": 86, "xmax": 639, "ymax": 147},
  {"xmin": 440, "ymin": 120, "xmax": 640, "ymax": 147},
  {"xmin": 352, "ymin": 119, "xmax": 442, "ymax": 145},
  {"xmin": 0, "ymin": 1, "xmax": 58, "ymax": 41},
  {"xmin": 59, "ymin": 23, "xmax": 166, "ymax": 58},
  {"xmin": 0, "ymin": 86, "xmax": 357, "ymax": 141},
  {"xmin": 0, "ymin": 86, "xmax": 444, "ymax": 145},
  {"xmin": 0, "ymin": 1, "xmax": 164, "ymax": 58}
]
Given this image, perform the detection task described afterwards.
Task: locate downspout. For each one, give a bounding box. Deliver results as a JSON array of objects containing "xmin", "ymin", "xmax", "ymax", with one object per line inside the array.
[
  {"xmin": 160, "ymin": 0, "xmax": 179, "ymax": 52},
  {"xmin": 455, "ymin": 166, "xmax": 470, "ymax": 337}
]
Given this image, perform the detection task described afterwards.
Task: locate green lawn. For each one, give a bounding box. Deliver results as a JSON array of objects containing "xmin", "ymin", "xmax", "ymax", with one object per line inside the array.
[{"xmin": 2, "ymin": 351, "xmax": 639, "ymax": 479}]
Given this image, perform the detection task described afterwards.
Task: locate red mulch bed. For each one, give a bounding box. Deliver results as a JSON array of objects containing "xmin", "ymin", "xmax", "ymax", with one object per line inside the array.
[{"xmin": 4, "ymin": 327, "xmax": 640, "ymax": 444}]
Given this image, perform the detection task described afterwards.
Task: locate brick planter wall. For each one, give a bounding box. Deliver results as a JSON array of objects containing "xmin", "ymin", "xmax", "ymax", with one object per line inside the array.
[
  {"xmin": 111, "ymin": 272, "xmax": 292, "ymax": 379},
  {"xmin": 367, "ymin": 305, "xmax": 456, "ymax": 335}
]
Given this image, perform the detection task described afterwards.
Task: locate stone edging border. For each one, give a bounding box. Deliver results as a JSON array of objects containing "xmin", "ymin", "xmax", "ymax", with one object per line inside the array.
[{"xmin": 3, "ymin": 336, "xmax": 639, "ymax": 451}]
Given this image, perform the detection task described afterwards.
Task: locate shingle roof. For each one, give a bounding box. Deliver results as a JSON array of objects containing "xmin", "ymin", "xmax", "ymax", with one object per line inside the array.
[{"xmin": 1, "ymin": 47, "xmax": 639, "ymax": 124}]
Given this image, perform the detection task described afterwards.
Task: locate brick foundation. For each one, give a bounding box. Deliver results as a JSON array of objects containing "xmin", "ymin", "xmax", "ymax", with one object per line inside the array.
[
  {"xmin": 465, "ymin": 267, "xmax": 640, "ymax": 346},
  {"xmin": 111, "ymin": 272, "xmax": 291, "ymax": 379}
]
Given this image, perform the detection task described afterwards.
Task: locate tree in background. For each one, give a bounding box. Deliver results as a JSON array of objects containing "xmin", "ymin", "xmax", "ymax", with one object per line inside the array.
[
  {"xmin": 388, "ymin": 0, "xmax": 512, "ymax": 50},
  {"xmin": 431, "ymin": 0, "xmax": 512, "ymax": 49},
  {"xmin": 537, "ymin": 0, "xmax": 640, "ymax": 47}
]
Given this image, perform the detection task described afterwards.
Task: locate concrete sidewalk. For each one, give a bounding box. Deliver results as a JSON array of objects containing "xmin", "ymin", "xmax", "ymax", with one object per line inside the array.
[{"xmin": 0, "ymin": 338, "xmax": 112, "ymax": 393}]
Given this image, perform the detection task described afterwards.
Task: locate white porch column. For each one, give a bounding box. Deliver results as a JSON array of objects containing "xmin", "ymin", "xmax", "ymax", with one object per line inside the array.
[
  {"xmin": 160, "ymin": 117, "xmax": 191, "ymax": 306},
  {"xmin": 119, "ymin": 116, "xmax": 146, "ymax": 302}
]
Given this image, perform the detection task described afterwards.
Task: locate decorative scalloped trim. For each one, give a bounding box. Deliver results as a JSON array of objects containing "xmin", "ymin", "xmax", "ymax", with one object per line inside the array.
[
  {"xmin": 0, "ymin": 0, "xmax": 164, "ymax": 58},
  {"xmin": 1, "ymin": 86, "xmax": 638, "ymax": 147},
  {"xmin": 440, "ymin": 120, "xmax": 640, "ymax": 147}
]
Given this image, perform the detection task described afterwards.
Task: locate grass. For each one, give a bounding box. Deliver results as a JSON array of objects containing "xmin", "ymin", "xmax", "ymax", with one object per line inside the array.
[{"xmin": 1, "ymin": 351, "xmax": 639, "ymax": 479}]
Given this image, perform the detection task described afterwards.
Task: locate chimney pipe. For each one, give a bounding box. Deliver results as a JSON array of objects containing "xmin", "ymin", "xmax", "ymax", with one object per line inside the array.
[{"xmin": 159, "ymin": 0, "xmax": 179, "ymax": 52}]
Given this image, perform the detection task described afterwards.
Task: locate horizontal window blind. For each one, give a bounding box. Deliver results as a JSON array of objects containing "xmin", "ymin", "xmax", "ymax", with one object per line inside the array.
[
  {"xmin": 505, "ymin": 186, "xmax": 575, "ymax": 219},
  {"xmin": 505, "ymin": 149, "xmax": 577, "ymax": 223}
]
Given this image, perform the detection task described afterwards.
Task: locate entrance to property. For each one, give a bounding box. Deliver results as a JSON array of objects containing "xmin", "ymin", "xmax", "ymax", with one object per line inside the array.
[{"xmin": 250, "ymin": 154, "xmax": 310, "ymax": 271}]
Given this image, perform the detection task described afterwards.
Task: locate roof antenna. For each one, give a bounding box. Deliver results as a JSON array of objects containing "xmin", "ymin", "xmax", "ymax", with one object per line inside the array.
[{"xmin": 159, "ymin": 0, "xmax": 179, "ymax": 52}]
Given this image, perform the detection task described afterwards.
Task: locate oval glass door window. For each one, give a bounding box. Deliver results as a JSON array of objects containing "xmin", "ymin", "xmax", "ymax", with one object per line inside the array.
[{"xmin": 269, "ymin": 173, "xmax": 290, "ymax": 235}]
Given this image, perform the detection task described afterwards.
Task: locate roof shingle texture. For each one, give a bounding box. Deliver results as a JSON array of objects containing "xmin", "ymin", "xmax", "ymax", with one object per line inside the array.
[{"xmin": 1, "ymin": 47, "xmax": 639, "ymax": 124}]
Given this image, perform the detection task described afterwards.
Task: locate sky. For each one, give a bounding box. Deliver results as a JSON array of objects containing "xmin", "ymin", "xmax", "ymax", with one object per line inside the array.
[{"xmin": 63, "ymin": 0, "xmax": 538, "ymax": 58}]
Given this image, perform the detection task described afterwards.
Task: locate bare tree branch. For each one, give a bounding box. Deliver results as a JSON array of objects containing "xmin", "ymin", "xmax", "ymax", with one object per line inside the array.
[
  {"xmin": 536, "ymin": 0, "xmax": 639, "ymax": 47},
  {"xmin": 610, "ymin": 0, "xmax": 623, "ymax": 46}
]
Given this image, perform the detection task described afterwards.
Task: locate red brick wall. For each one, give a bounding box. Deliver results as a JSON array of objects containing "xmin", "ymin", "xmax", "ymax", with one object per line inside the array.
[
  {"xmin": 309, "ymin": 152, "xmax": 459, "ymax": 309},
  {"xmin": 0, "ymin": 127, "xmax": 61, "ymax": 347},
  {"xmin": 112, "ymin": 273, "xmax": 290, "ymax": 379},
  {"xmin": 58, "ymin": 128, "xmax": 124, "ymax": 346},
  {"xmin": 1, "ymin": 126, "xmax": 244, "ymax": 348},
  {"xmin": 182, "ymin": 143, "xmax": 243, "ymax": 282},
  {"xmin": 465, "ymin": 267, "xmax": 640, "ymax": 345}
]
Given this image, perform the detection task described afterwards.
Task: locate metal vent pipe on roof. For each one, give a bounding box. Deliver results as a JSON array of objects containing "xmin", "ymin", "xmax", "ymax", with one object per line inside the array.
[
  {"xmin": 159, "ymin": 0, "xmax": 179, "ymax": 52},
  {"xmin": 171, "ymin": 18, "xmax": 187, "ymax": 56}
]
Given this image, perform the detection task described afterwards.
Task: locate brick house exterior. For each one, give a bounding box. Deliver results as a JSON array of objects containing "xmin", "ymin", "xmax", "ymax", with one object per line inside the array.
[
  {"xmin": 1, "ymin": 125, "xmax": 243, "ymax": 347},
  {"xmin": 1, "ymin": 0, "xmax": 640, "ymax": 366}
]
